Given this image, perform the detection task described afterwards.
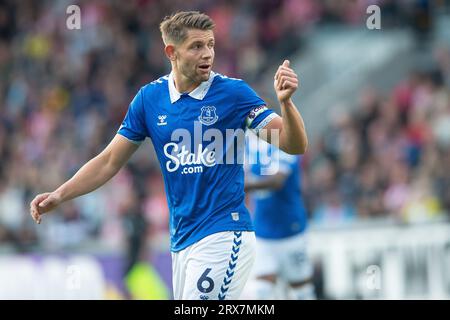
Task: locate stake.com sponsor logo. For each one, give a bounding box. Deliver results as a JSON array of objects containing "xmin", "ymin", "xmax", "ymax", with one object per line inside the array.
[{"xmin": 163, "ymin": 123, "xmax": 280, "ymax": 175}]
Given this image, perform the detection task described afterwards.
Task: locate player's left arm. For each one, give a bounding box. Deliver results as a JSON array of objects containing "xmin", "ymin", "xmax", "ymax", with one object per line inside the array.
[
  {"xmin": 244, "ymin": 171, "xmax": 289, "ymax": 193},
  {"xmin": 261, "ymin": 60, "xmax": 308, "ymax": 155},
  {"xmin": 244, "ymin": 148, "xmax": 297, "ymax": 192}
]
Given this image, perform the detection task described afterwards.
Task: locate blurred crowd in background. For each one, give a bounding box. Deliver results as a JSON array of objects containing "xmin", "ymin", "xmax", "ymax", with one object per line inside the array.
[
  {"xmin": 0, "ymin": 0, "xmax": 448, "ymax": 259},
  {"xmin": 303, "ymin": 58, "xmax": 450, "ymax": 226}
]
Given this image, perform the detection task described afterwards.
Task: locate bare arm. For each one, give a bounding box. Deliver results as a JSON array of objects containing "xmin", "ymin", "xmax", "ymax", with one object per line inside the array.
[
  {"xmin": 30, "ymin": 134, "xmax": 139, "ymax": 224},
  {"xmin": 244, "ymin": 172, "xmax": 289, "ymax": 193},
  {"xmin": 259, "ymin": 60, "xmax": 308, "ymax": 154}
]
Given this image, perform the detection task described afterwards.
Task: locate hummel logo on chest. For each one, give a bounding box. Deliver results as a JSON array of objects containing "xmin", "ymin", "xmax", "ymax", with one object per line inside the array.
[{"xmin": 157, "ymin": 115, "xmax": 168, "ymax": 126}]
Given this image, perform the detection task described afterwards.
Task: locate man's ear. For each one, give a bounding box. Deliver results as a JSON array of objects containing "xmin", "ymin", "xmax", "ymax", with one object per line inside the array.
[{"xmin": 164, "ymin": 45, "xmax": 177, "ymax": 61}]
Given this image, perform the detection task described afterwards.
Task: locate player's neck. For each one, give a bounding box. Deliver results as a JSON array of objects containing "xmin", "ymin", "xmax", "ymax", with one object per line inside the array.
[{"xmin": 172, "ymin": 70, "xmax": 201, "ymax": 94}]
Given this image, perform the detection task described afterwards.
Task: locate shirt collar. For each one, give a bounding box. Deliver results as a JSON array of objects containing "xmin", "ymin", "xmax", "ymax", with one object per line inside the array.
[{"xmin": 168, "ymin": 71, "xmax": 216, "ymax": 103}]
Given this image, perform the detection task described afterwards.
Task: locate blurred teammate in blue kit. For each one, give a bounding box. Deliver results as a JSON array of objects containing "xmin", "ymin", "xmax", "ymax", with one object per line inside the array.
[
  {"xmin": 30, "ymin": 11, "xmax": 308, "ymax": 300},
  {"xmin": 244, "ymin": 133, "xmax": 316, "ymax": 300}
]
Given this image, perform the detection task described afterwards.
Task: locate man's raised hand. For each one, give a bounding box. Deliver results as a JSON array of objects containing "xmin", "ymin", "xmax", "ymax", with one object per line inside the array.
[{"xmin": 274, "ymin": 60, "xmax": 299, "ymax": 103}]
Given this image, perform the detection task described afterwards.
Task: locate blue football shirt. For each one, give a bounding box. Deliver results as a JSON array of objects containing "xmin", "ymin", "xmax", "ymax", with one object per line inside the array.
[
  {"xmin": 118, "ymin": 71, "xmax": 277, "ymax": 251},
  {"xmin": 247, "ymin": 138, "xmax": 308, "ymax": 239}
]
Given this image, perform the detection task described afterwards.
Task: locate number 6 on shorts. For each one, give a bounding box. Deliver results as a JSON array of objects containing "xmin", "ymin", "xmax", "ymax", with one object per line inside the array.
[{"xmin": 197, "ymin": 268, "xmax": 214, "ymax": 293}]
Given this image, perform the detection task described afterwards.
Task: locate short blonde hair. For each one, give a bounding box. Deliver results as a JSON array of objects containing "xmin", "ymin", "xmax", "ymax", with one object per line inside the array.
[{"xmin": 159, "ymin": 11, "xmax": 215, "ymax": 45}]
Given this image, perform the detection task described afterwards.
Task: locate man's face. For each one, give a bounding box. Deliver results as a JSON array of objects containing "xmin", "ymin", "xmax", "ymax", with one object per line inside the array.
[{"xmin": 174, "ymin": 29, "xmax": 215, "ymax": 84}]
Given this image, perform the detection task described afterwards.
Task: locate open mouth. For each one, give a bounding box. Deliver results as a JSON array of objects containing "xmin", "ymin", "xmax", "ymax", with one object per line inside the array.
[{"xmin": 198, "ymin": 64, "xmax": 210, "ymax": 71}]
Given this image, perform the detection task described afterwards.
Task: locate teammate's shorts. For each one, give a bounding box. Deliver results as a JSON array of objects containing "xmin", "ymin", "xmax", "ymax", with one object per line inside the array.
[
  {"xmin": 172, "ymin": 231, "xmax": 256, "ymax": 300},
  {"xmin": 252, "ymin": 232, "xmax": 313, "ymax": 283}
]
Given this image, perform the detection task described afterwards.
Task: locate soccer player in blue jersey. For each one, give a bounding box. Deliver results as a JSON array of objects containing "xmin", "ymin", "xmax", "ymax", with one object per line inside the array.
[
  {"xmin": 29, "ymin": 11, "xmax": 308, "ymax": 300},
  {"xmin": 244, "ymin": 134, "xmax": 315, "ymax": 300}
]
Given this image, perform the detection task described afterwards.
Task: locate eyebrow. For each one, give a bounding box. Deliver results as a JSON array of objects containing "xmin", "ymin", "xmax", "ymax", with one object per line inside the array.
[{"xmin": 189, "ymin": 39, "xmax": 215, "ymax": 45}]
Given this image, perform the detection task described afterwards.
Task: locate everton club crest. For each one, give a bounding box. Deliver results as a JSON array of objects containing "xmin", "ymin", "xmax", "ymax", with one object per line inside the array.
[{"xmin": 198, "ymin": 106, "xmax": 218, "ymax": 126}]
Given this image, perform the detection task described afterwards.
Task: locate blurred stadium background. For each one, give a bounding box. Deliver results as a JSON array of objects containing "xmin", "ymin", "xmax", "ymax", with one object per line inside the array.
[{"xmin": 0, "ymin": 0, "xmax": 450, "ymax": 299}]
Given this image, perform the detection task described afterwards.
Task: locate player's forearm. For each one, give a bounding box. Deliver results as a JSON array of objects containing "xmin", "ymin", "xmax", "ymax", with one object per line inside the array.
[
  {"xmin": 53, "ymin": 151, "xmax": 121, "ymax": 203},
  {"xmin": 278, "ymin": 99, "xmax": 308, "ymax": 154},
  {"xmin": 245, "ymin": 178, "xmax": 272, "ymax": 192},
  {"xmin": 245, "ymin": 174, "xmax": 286, "ymax": 192}
]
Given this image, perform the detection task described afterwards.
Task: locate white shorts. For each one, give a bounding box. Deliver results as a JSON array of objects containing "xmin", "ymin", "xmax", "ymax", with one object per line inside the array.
[
  {"xmin": 172, "ymin": 231, "xmax": 256, "ymax": 300},
  {"xmin": 252, "ymin": 232, "xmax": 313, "ymax": 283}
]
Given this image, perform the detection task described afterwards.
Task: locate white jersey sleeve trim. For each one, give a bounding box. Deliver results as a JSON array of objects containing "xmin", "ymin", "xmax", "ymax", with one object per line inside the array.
[
  {"xmin": 252, "ymin": 112, "xmax": 278, "ymax": 133},
  {"xmin": 117, "ymin": 132, "xmax": 144, "ymax": 146}
]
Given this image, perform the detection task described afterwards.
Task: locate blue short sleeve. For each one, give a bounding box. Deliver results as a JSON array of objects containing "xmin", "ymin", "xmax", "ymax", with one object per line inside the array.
[
  {"xmin": 277, "ymin": 149, "xmax": 299, "ymax": 174},
  {"xmin": 257, "ymin": 144, "xmax": 298, "ymax": 175},
  {"xmin": 234, "ymin": 81, "xmax": 278, "ymax": 131},
  {"xmin": 118, "ymin": 88, "xmax": 148, "ymax": 144}
]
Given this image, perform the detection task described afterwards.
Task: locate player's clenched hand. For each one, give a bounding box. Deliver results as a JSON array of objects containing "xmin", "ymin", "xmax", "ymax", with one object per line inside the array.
[
  {"xmin": 30, "ymin": 192, "xmax": 62, "ymax": 224},
  {"xmin": 274, "ymin": 60, "xmax": 299, "ymax": 103}
]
